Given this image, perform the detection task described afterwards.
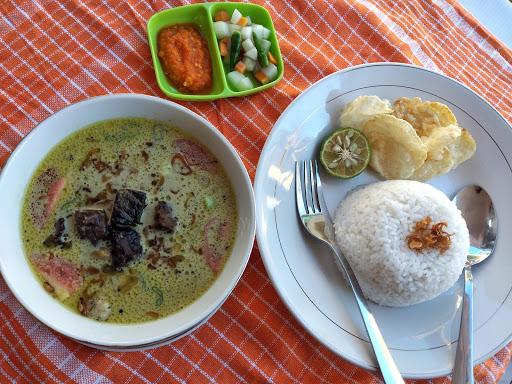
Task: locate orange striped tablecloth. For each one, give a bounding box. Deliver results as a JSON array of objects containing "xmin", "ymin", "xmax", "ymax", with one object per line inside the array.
[{"xmin": 1, "ymin": 1, "xmax": 511, "ymax": 383}]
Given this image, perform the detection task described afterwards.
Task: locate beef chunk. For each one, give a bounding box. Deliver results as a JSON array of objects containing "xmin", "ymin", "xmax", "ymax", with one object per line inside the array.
[
  {"xmin": 78, "ymin": 297, "xmax": 111, "ymax": 321},
  {"xmin": 111, "ymin": 189, "xmax": 146, "ymax": 227},
  {"xmin": 75, "ymin": 209, "xmax": 108, "ymax": 245},
  {"xmin": 174, "ymin": 138, "xmax": 217, "ymax": 172},
  {"xmin": 44, "ymin": 218, "xmax": 71, "ymax": 248},
  {"xmin": 154, "ymin": 201, "xmax": 177, "ymax": 232},
  {"xmin": 111, "ymin": 228, "xmax": 142, "ymax": 269}
]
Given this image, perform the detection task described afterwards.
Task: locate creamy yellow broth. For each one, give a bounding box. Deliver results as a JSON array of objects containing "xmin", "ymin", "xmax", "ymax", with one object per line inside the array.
[{"xmin": 21, "ymin": 118, "xmax": 237, "ymax": 323}]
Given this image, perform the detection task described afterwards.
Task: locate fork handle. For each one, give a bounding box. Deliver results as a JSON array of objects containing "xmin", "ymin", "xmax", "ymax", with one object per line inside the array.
[{"xmin": 329, "ymin": 244, "xmax": 405, "ymax": 384}]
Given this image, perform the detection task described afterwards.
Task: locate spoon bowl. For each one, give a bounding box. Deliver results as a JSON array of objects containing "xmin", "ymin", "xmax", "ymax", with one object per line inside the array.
[{"xmin": 453, "ymin": 185, "xmax": 497, "ymax": 265}]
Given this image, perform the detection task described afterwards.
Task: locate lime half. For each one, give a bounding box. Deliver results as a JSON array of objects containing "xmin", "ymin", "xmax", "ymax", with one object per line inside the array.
[{"xmin": 319, "ymin": 127, "xmax": 370, "ymax": 179}]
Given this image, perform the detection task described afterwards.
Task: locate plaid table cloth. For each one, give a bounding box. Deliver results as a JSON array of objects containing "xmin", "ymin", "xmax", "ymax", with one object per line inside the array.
[{"xmin": 0, "ymin": 0, "xmax": 511, "ymax": 383}]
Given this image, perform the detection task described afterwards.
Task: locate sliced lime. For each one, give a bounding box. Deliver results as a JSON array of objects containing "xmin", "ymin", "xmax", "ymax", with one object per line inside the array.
[{"xmin": 319, "ymin": 127, "xmax": 370, "ymax": 179}]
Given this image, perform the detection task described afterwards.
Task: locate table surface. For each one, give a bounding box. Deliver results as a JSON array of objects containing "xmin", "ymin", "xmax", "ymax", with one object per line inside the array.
[
  {"xmin": 458, "ymin": 0, "xmax": 511, "ymax": 49},
  {"xmin": 0, "ymin": 1, "xmax": 511, "ymax": 383}
]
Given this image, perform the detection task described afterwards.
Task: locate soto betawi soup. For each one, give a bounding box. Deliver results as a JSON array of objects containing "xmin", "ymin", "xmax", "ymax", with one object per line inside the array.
[{"xmin": 21, "ymin": 118, "xmax": 237, "ymax": 323}]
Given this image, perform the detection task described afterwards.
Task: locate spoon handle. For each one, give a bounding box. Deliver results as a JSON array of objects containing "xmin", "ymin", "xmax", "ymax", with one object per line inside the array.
[{"xmin": 453, "ymin": 265, "xmax": 474, "ymax": 384}]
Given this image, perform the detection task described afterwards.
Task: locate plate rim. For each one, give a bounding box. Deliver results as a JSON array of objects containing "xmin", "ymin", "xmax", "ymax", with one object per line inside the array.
[{"xmin": 254, "ymin": 62, "xmax": 512, "ymax": 378}]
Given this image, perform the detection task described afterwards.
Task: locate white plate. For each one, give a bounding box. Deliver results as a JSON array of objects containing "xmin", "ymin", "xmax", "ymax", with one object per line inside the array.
[{"xmin": 254, "ymin": 63, "xmax": 512, "ymax": 378}]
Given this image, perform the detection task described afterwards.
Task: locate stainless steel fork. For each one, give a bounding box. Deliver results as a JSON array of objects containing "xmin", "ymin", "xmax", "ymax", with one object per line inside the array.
[{"xmin": 295, "ymin": 160, "xmax": 404, "ymax": 384}]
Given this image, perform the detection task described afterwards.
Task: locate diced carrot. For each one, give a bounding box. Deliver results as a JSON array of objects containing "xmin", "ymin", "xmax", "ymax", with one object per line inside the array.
[
  {"xmin": 235, "ymin": 61, "xmax": 246, "ymax": 73},
  {"xmin": 268, "ymin": 52, "xmax": 277, "ymax": 65},
  {"xmin": 237, "ymin": 16, "xmax": 248, "ymax": 26},
  {"xmin": 219, "ymin": 38, "xmax": 228, "ymax": 56},
  {"xmin": 214, "ymin": 10, "xmax": 229, "ymax": 22},
  {"xmin": 254, "ymin": 71, "xmax": 269, "ymax": 84}
]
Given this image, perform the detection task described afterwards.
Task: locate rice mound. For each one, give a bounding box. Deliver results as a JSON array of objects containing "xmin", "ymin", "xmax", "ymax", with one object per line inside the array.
[{"xmin": 333, "ymin": 180, "xmax": 469, "ymax": 307}]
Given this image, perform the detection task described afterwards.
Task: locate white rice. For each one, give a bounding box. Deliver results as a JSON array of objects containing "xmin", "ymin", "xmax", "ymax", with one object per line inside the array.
[{"xmin": 333, "ymin": 180, "xmax": 469, "ymax": 307}]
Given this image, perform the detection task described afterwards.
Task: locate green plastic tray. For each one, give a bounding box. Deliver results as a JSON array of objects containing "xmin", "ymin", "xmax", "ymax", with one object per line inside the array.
[{"xmin": 147, "ymin": 3, "xmax": 284, "ymax": 101}]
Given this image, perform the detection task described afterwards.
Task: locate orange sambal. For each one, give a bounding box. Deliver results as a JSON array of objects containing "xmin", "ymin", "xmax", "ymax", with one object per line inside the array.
[{"xmin": 157, "ymin": 24, "xmax": 212, "ymax": 94}]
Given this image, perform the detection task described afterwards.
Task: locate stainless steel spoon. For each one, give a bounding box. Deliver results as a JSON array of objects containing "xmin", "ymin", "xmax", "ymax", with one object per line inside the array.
[{"xmin": 452, "ymin": 185, "xmax": 497, "ymax": 384}]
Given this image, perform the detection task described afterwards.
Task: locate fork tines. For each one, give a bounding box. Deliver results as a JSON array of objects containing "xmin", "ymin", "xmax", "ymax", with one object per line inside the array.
[{"xmin": 295, "ymin": 160, "xmax": 322, "ymax": 215}]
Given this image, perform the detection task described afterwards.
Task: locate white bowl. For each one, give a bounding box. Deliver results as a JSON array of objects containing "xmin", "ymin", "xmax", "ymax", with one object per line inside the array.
[{"xmin": 0, "ymin": 94, "xmax": 255, "ymax": 348}]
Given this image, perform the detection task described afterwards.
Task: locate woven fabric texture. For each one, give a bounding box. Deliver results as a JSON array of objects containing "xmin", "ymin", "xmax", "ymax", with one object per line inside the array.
[{"xmin": 0, "ymin": 0, "xmax": 511, "ymax": 383}]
